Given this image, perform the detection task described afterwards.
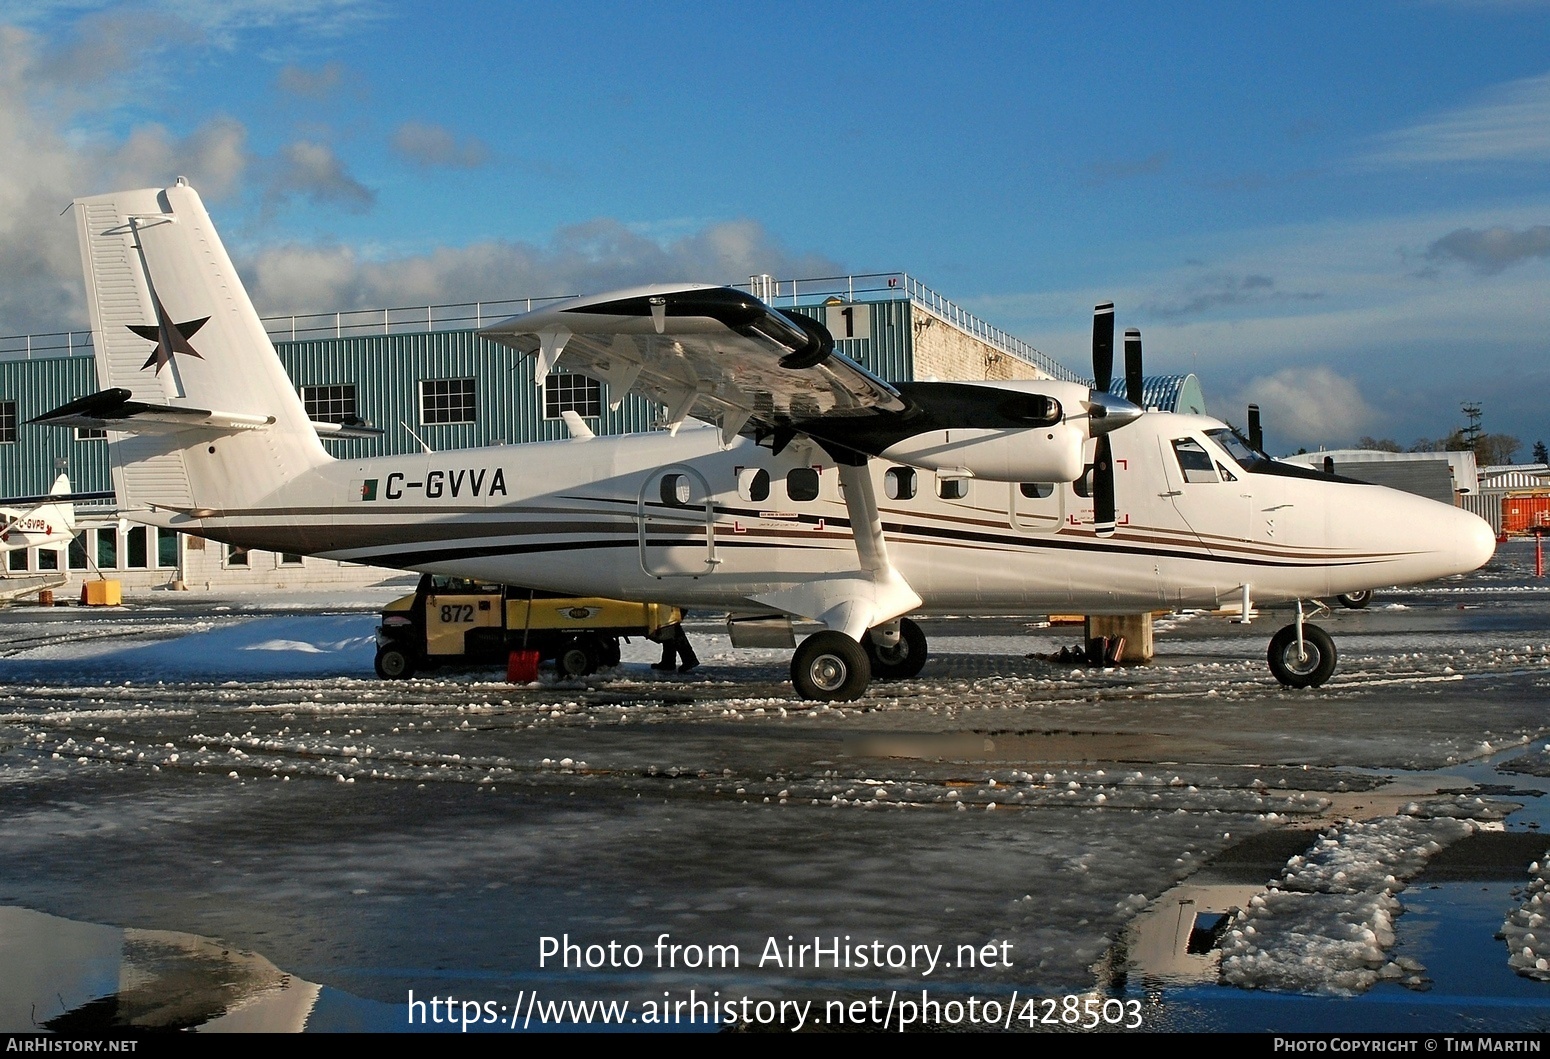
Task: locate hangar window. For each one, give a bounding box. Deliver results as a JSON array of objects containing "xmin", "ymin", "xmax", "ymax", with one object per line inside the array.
[
  {"xmin": 786, "ymin": 468, "xmax": 820, "ymax": 503},
  {"xmin": 302, "ymin": 384, "xmax": 358, "ymax": 425},
  {"xmin": 68, "ymin": 537, "xmax": 87, "ymax": 569},
  {"xmin": 544, "ymin": 374, "xmax": 601, "ymax": 419},
  {"xmin": 38, "ymin": 548, "xmax": 59, "ymax": 571},
  {"xmin": 0, "ymin": 400, "xmax": 15, "ymax": 443},
  {"xmin": 885, "ymin": 467, "xmax": 916, "ymax": 501},
  {"xmin": 75, "ymin": 427, "xmax": 106, "ymax": 441},
  {"xmin": 96, "ymin": 528, "xmax": 117, "ymax": 569},
  {"xmin": 226, "ymin": 543, "xmax": 250, "ymax": 567},
  {"xmin": 157, "ymin": 528, "xmax": 178, "ymax": 568},
  {"xmin": 937, "ymin": 476, "xmax": 968, "ymax": 501},
  {"xmin": 8, "ymin": 549, "xmax": 26, "ymax": 571},
  {"xmin": 421, "ymin": 378, "xmax": 476, "ymax": 424},
  {"xmin": 125, "ymin": 526, "xmax": 147, "ymax": 568}
]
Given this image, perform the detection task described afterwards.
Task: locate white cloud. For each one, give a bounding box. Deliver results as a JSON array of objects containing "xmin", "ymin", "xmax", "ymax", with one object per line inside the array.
[
  {"xmin": 239, "ymin": 220, "xmax": 844, "ymax": 317},
  {"xmin": 1365, "ymin": 70, "xmax": 1550, "ymax": 165},
  {"xmin": 267, "ymin": 139, "xmax": 374, "ymax": 211},
  {"xmin": 390, "ymin": 121, "xmax": 489, "ymax": 169},
  {"xmin": 0, "ymin": 23, "xmax": 256, "ymax": 335},
  {"xmin": 276, "ymin": 60, "xmax": 347, "ymax": 100},
  {"xmin": 1220, "ymin": 368, "xmax": 1379, "ymax": 449},
  {"xmin": 1426, "ymin": 225, "xmax": 1550, "ymax": 273}
]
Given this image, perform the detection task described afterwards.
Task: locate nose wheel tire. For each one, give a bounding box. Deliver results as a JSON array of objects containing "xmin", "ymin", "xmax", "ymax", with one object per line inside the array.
[
  {"xmin": 374, "ymin": 644, "xmax": 416, "ymax": 680},
  {"xmin": 1267, "ymin": 623, "xmax": 1337, "ymax": 688},
  {"xmin": 791, "ymin": 632, "xmax": 872, "ymax": 702},
  {"xmin": 862, "ymin": 617, "xmax": 929, "ymax": 680},
  {"xmin": 1336, "ymin": 590, "xmax": 1372, "ymax": 609}
]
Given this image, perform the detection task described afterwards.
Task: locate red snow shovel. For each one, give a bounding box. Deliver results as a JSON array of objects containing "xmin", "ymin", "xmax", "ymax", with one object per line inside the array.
[{"xmin": 507, "ymin": 587, "xmax": 539, "ymax": 683}]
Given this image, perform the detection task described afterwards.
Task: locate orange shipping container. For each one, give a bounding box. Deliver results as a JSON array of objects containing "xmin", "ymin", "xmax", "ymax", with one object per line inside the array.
[{"xmin": 1503, "ymin": 495, "xmax": 1550, "ymax": 535}]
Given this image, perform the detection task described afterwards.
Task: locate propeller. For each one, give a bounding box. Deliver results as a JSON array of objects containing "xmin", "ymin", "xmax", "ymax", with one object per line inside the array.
[
  {"xmin": 1086, "ymin": 303, "xmax": 1147, "ymax": 539},
  {"xmin": 1092, "ymin": 434, "xmax": 1116, "ymax": 537},
  {"xmin": 1248, "ymin": 403, "xmax": 1263, "ymax": 453},
  {"xmin": 1093, "ymin": 301, "xmax": 1114, "ymax": 394},
  {"xmin": 1124, "ymin": 328, "xmax": 1144, "ymax": 407}
]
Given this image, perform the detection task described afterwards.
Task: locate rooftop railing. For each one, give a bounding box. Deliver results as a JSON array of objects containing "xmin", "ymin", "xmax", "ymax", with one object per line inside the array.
[{"xmin": 0, "ymin": 272, "xmax": 1078, "ymax": 381}]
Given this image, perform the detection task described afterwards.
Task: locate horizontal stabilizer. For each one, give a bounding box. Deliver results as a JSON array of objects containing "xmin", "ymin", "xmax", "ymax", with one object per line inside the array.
[
  {"xmin": 32, "ymin": 388, "xmax": 274, "ymax": 434},
  {"xmin": 311, "ymin": 418, "xmax": 385, "ymax": 439}
]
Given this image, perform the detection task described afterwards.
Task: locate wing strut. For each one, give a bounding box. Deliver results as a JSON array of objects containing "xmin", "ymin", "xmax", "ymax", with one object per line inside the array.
[{"xmin": 750, "ymin": 458, "xmax": 921, "ymax": 642}]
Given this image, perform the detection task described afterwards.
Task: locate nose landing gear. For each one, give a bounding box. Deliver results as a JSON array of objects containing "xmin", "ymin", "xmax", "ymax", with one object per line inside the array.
[{"xmin": 1267, "ymin": 599, "xmax": 1337, "ymax": 688}]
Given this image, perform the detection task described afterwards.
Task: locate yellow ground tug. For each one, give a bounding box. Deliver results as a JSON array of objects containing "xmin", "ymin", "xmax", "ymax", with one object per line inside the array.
[{"xmin": 374, "ymin": 573, "xmax": 683, "ymax": 680}]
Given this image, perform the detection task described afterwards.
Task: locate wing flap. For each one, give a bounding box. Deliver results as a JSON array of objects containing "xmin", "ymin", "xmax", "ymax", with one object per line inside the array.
[{"xmin": 479, "ymin": 284, "xmax": 906, "ymax": 436}]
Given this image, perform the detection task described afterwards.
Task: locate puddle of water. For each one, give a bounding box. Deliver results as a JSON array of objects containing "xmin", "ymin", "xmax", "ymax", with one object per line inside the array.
[{"xmin": 1132, "ymin": 746, "xmax": 1550, "ymax": 1031}]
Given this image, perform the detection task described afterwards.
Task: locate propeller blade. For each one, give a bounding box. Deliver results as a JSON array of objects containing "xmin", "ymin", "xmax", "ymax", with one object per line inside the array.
[
  {"xmin": 1124, "ymin": 328, "xmax": 1144, "ymax": 407},
  {"xmin": 1092, "ymin": 302, "xmax": 1114, "ymax": 394},
  {"xmin": 1093, "ymin": 434, "xmax": 1116, "ymax": 538},
  {"xmin": 1248, "ymin": 403, "xmax": 1263, "ymax": 452}
]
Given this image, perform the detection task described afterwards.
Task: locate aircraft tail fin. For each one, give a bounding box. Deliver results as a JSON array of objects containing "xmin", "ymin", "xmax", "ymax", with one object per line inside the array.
[
  {"xmin": 42, "ymin": 473, "xmax": 76, "ymax": 533},
  {"xmin": 70, "ymin": 180, "xmax": 329, "ymax": 515}
]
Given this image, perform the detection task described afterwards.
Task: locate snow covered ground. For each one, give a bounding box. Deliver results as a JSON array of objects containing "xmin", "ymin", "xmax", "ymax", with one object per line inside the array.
[{"xmin": 2, "ymin": 541, "xmax": 1550, "ymax": 1032}]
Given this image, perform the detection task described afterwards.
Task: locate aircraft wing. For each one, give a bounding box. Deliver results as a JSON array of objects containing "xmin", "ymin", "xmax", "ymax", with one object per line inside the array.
[
  {"xmin": 0, "ymin": 489, "xmax": 116, "ymax": 508},
  {"xmin": 478, "ymin": 284, "xmax": 909, "ymax": 442}
]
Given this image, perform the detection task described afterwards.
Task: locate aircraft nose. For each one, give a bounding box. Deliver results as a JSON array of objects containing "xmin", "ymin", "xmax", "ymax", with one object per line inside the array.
[{"xmin": 1457, "ymin": 508, "xmax": 1497, "ymax": 572}]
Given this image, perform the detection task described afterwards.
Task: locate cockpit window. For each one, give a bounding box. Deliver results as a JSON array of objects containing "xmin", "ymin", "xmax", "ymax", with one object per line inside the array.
[
  {"xmin": 1171, "ymin": 438, "xmax": 1219, "ymax": 484},
  {"xmin": 1206, "ymin": 428, "xmax": 1263, "ymax": 467}
]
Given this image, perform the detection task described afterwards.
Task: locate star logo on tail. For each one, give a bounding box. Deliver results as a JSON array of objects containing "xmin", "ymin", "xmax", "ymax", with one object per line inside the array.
[{"xmin": 129, "ymin": 294, "xmax": 208, "ymax": 373}]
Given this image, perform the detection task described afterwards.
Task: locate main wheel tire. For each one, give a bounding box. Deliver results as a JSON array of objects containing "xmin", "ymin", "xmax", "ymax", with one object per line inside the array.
[
  {"xmin": 791, "ymin": 631, "xmax": 871, "ymax": 702},
  {"xmin": 1267, "ymin": 623, "xmax": 1337, "ymax": 688},
  {"xmin": 1336, "ymin": 590, "xmax": 1372, "ymax": 609},
  {"xmin": 862, "ymin": 617, "xmax": 928, "ymax": 680},
  {"xmin": 556, "ymin": 635, "xmax": 600, "ymax": 679},
  {"xmin": 374, "ymin": 644, "xmax": 416, "ymax": 680}
]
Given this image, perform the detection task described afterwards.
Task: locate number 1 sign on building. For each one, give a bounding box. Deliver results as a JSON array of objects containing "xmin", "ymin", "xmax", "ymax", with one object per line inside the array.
[{"xmin": 824, "ymin": 302, "xmax": 872, "ymax": 342}]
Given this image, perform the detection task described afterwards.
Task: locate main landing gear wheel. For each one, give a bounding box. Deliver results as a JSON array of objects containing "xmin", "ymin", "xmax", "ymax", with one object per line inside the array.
[
  {"xmin": 791, "ymin": 631, "xmax": 872, "ymax": 702},
  {"xmin": 1267, "ymin": 623, "xmax": 1337, "ymax": 688},
  {"xmin": 1336, "ymin": 590, "xmax": 1372, "ymax": 609},
  {"xmin": 862, "ymin": 617, "xmax": 928, "ymax": 680},
  {"xmin": 374, "ymin": 644, "xmax": 416, "ymax": 680},
  {"xmin": 556, "ymin": 635, "xmax": 601, "ymax": 679}
]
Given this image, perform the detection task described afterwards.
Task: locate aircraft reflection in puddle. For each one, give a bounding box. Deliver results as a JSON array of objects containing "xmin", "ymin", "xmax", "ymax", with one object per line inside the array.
[{"xmin": 0, "ymin": 906, "xmax": 320, "ymax": 1032}]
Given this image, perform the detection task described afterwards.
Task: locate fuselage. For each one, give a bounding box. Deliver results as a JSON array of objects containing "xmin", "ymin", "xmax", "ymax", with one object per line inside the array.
[
  {"xmin": 0, "ymin": 507, "xmax": 74, "ymax": 555},
  {"xmin": 154, "ymin": 409, "xmax": 1496, "ymax": 617}
]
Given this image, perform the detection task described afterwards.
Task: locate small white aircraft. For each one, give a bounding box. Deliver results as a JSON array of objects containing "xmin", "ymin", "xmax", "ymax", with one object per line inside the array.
[
  {"xmin": 0, "ymin": 473, "xmax": 111, "ymax": 557},
  {"xmin": 34, "ymin": 181, "xmax": 1495, "ymax": 699}
]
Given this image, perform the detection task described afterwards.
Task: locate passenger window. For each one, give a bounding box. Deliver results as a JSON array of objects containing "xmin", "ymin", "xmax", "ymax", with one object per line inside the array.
[
  {"xmin": 1172, "ymin": 439, "xmax": 1219, "ymax": 484},
  {"xmin": 885, "ymin": 466, "xmax": 916, "ymax": 500},
  {"xmin": 660, "ymin": 473, "xmax": 693, "ymax": 506},
  {"xmin": 738, "ymin": 467, "xmax": 770, "ymax": 503},
  {"xmin": 786, "ymin": 468, "xmax": 820, "ymax": 502},
  {"xmin": 1019, "ymin": 482, "xmax": 1054, "ymax": 499},
  {"xmin": 938, "ymin": 476, "xmax": 967, "ymax": 501}
]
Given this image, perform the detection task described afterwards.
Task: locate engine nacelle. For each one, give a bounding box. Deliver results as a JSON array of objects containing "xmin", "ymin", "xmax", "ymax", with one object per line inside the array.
[{"xmin": 877, "ymin": 421, "xmax": 1087, "ymax": 483}]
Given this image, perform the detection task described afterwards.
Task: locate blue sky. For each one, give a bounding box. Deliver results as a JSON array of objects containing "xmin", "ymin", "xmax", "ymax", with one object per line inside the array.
[{"xmin": 3, "ymin": 0, "xmax": 1548, "ymax": 452}]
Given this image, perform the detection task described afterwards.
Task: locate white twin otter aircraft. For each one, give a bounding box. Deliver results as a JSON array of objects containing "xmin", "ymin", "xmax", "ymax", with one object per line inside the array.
[
  {"xmin": 35, "ymin": 181, "xmax": 1495, "ymax": 700},
  {"xmin": 0, "ymin": 474, "xmax": 104, "ymax": 557}
]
